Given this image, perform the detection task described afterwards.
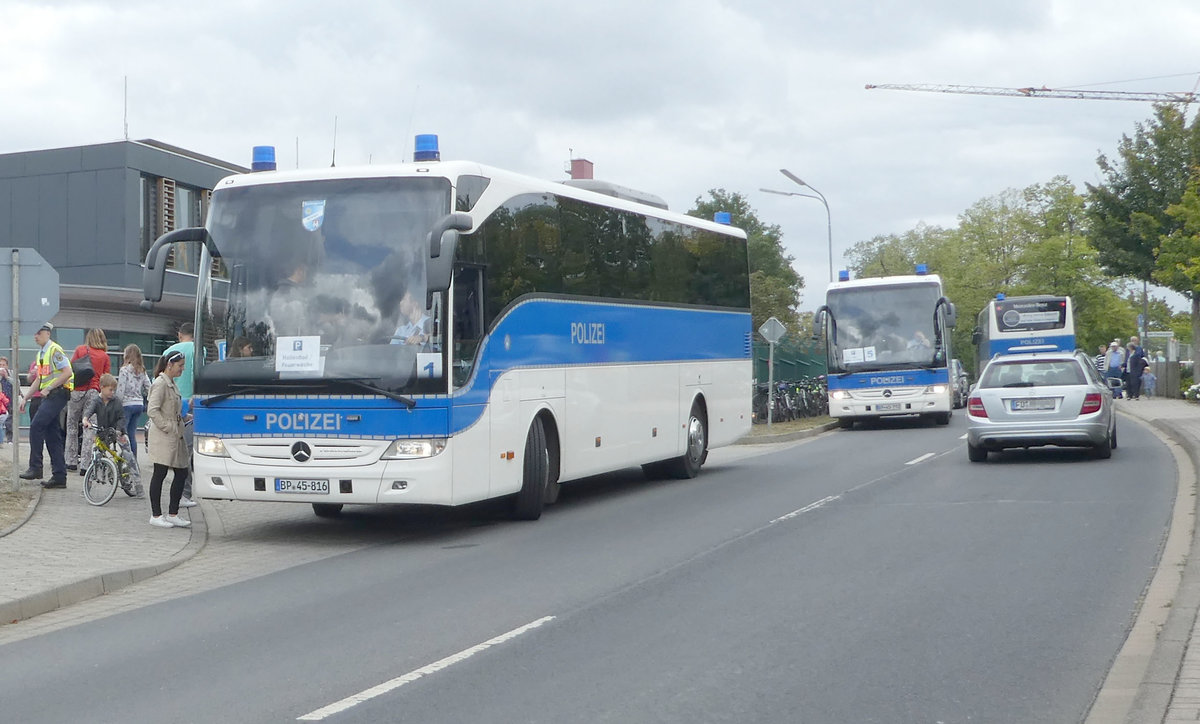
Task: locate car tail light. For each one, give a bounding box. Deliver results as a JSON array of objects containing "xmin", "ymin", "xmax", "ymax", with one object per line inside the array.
[
  {"xmin": 1080, "ymin": 392, "xmax": 1103, "ymax": 415},
  {"xmin": 967, "ymin": 396, "xmax": 987, "ymax": 418}
]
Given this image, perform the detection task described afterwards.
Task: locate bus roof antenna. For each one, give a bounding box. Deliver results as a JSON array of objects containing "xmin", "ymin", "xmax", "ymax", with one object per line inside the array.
[{"xmin": 331, "ymin": 116, "xmax": 338, "ymax": 167}]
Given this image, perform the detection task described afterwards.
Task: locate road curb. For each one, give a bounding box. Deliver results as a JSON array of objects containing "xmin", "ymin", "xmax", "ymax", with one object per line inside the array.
[
  {"xmin": 0, "ymin": 499, "xmax": 209, "ymax": 626},
  {"xmin": 0, "ymin": 483, "xmax": 42, "ymax": 539},
  {"xmin": 735, "ymin": 421, "xmax": 839, "ymax": 445},
  {"xmin": 1118, "ymin": 416, "xmax": 1200, "ymax": 724}
]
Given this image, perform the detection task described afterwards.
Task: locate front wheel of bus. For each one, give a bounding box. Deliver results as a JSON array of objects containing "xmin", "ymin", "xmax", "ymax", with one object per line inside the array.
[
  {"xmin": 665, "ymin": 402, "xmax": 707, "ymax": 479},
  {"xmin": 513, "ymin": 416, "xmax": 551, "ymax": 520},
  {"xmin": 312, "ymin": 503, "xmax": 343, "ymax": 518}
]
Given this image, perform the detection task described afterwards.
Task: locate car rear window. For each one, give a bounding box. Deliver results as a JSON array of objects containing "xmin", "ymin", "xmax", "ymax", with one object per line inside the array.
[{"xmin": 980, "ymin": 360, "xmax": 1087, "ymax": 388}]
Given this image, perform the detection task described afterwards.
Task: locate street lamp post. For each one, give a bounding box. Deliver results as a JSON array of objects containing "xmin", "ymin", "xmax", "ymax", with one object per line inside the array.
[{"xmin": 760, "ymin": 169, "xmax": 833, "ymax": 283}]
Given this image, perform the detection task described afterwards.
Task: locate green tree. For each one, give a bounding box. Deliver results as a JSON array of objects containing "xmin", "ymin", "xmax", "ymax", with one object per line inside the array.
[
  {"xmin": 1158, "ymin": 173, "xmax": 1200, "ymax": 345},
  {"xmin": 1087, "ymin": 105, "xmax": 1200, "ymax": 344},
  {"xmin": 689, "ymin": 189, "xmax": 804, "ymax": 332}
]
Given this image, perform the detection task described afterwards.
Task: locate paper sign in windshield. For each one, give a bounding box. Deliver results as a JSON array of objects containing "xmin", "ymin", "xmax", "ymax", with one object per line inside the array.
[
  {"xmin": 276, "ymin": 336, "xmax": 321, "ymax": 372},
  {"xmin": 842, "ymin": 346, "xmax": 877, "ymax": 364}
]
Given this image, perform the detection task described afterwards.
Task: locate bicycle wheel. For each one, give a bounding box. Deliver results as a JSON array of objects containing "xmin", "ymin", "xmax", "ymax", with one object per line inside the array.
[{"xmin": 83, "ymin": 457, "xmax": 120, "ymax": 506}]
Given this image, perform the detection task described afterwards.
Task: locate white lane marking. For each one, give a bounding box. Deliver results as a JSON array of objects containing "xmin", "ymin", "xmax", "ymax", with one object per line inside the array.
[
  {"xmin": 959, "ymin": 433, "xmax": 967, "ymax": 440},
  {"xmin": 772, "ymin": 495, "xmax": 841, "ymax": 524},
  {"xmin": 906, "ymin": 452, "xmax": 936, "ymax": 465},
  {"xmin": 297, "ymin": 616, "xmax": 555, "ymax": 720}
]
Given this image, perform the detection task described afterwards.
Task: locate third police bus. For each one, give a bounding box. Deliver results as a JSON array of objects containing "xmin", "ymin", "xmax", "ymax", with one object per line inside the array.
[
  {"xmin": 141, "ymin": 136, "xmax": 752, "ymax": 521},
  {"xmin": 971, "ymin": 294, "xmax": 1075, "ymax": 373}
]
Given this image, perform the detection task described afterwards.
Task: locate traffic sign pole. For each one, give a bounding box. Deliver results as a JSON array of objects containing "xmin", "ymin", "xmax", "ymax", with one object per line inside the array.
[
  {"xmin": 758, "ymin": 317, "xmax": 788, "ymax": 429},
  {"xmin": 0, "ymin": 247, "xmax": 61, "ymax": 491}
]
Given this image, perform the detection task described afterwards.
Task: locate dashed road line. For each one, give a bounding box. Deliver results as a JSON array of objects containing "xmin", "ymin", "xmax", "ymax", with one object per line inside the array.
[{"xmin": 298, "ymin": 616, "xmax": 556, "ymax": 720}]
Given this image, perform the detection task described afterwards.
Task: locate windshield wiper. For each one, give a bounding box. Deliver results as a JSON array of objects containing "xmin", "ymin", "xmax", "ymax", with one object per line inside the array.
[
  {"xmin": 337, "ymin": 378, "xmax": 416, "ymax": 408},
  {"xmin": 200, "ymin": 379, "xmax": 416, "ymax": 408}
]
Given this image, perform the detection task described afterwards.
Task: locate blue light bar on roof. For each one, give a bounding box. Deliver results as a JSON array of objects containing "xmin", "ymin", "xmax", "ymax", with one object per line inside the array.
[
  {"xmin": 915, "ymin": 263, "xmax": 928, "ymax": 275},
  {"xmin": 414, "ymin": 134, "xmax": 440, "ymax": 162},
  {"xmin": 251, "ymin": 146, "xmax": 276, "ymax": 172},
  {"xmin": 997, "ymin": 293, "xmax": 1006, "ymax": 300},
  {"xmin": 713, "ymin": 211, "xmax": 732, "ymax": 225},
  {"xmin": 838, "ymin": 270, "xmax": 850, "ymax": 282}
]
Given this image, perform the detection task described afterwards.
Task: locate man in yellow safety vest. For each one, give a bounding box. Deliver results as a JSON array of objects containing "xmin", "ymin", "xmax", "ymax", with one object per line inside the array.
[{"xmin": 18, "ymin": 322, "xmax": 73, "ymax": 487}]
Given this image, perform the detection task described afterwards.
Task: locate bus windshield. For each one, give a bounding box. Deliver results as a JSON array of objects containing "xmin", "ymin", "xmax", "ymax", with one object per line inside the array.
[
  {"xmin": 826, "ymin": 283, "xmax": 942, "ymax": 372},
  {"xmin": 196, "ymin": 176, "xmax": 452, "ymax": 396}
]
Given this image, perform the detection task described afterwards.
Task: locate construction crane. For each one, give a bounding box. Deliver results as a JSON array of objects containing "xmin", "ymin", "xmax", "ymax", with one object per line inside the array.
[{"xmin": 865, "ymin": 83, "xmax": 1196, "ymax": 104}]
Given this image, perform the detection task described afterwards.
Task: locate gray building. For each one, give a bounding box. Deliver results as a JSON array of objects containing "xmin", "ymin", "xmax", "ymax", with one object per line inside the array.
[{"xmin": 0, "ymin": 139, "xmax": 245, "ymax": 378}]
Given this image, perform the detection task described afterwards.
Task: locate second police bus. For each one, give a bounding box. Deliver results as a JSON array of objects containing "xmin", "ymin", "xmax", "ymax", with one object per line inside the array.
[
  {"xmin": 815, "ymin": 266, "xmax": 958, "ymax": 429},
  {"xmin": 971, "ymin": 294, "xmax": 1076, "ymax": 373},
  {"xmin": 141, "ymin": 136, "xmax": 752, "ymax": 520}
]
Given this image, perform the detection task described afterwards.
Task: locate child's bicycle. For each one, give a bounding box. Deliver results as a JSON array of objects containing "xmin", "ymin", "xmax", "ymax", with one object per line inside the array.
[{"xmin": 83, "ymin": 427, "xmax": 136, "ymax": 506}]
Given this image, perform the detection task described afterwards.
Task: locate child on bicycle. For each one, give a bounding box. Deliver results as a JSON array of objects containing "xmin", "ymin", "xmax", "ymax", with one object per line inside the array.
[{"xmin": 82, "ymin": 373, "xmax": 143, "ymax": 497}]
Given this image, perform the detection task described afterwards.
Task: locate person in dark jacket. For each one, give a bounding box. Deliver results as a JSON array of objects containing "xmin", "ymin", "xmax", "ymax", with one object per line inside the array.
[
  {"xmin": 1126, "ymin": 341, "xmax": 1148, "ymax": 400},
  {"xmin": 82, "ymin": 373, "xmax": 142, "ymax": 496}
]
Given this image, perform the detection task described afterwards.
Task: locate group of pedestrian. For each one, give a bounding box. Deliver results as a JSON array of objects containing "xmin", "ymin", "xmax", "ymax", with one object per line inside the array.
[
  {"xmin": 1095, "ymin": 335, "xmax": 1151, "ymax": 399},
  {"xmin": 16, "ymin": 321, "xmax": 197, "ymax": 530}
]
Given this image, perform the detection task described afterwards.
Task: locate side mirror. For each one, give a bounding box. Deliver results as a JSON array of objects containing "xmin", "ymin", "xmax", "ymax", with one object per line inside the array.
[
  {"xmin": 141, "ymin": 227, "xmax": 208, "ymax": 310},
  {"xmin": 945, "ymin": 302, "xmax": 957, "ymax": 329},
  {"xmin": 970, "ymin": 327, "xmax": 982, "ymax": 346},
  {"xmin": 427, "ymin": 213, "xmax": 472, "ymax": 295}
]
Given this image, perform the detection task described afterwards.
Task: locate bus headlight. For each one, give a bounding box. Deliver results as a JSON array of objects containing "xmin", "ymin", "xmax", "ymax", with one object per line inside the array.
[
  {"xmin": 381, "ymin": 438, "xmax": 447, "ymax": 460},
  {"xmin": 194, "ymin": 436, "xmax": 229, "ymax": 457},
  {"xmin": 830, "ymin": 390, "xmax": 849, "ymax": 400},
  {"xmin": 929, "ymin": 385, "xmax": 948, "ymax": 395}
]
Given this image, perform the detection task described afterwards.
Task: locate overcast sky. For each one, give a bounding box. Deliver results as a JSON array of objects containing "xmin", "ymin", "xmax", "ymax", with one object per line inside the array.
[{"xmin": 4, "ymin": 0, "xmax": 1199, "ymax": 311}]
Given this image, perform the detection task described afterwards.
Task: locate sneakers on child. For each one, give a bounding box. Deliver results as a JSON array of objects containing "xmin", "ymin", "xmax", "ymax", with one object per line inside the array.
[
  {"xmin": 149, "ymin": 516, "xmax": 174, "ymax": 528},
  {"xmin": 178, "ymin": 497, "xmax": 198, "ymax": 508},
  {"xmin": 164, "ymin": 515, "xmax": 191, "ymax": 527}
]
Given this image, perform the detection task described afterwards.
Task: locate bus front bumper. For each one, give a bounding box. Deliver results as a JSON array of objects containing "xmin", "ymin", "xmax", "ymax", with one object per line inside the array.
[{"xmin": 193, "ymin": 454, "xmax": 454, "ymax": 506}]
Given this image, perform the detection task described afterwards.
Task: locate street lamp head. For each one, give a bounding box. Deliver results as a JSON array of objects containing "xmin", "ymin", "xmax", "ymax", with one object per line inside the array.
[{"xmin": 780, "ymin": 169, "xmax": 807, "ymax": 188}]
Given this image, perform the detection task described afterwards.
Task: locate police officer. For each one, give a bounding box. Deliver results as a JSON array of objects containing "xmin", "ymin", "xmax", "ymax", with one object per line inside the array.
[{"xmin": 19, "ymin": 322, "xmax": 73, "ymax": 487}]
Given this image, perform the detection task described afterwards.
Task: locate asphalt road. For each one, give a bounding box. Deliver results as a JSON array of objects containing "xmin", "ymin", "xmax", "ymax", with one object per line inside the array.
[{"xmin": 0, "ymin": 413, "xmax": 1175, "ymax": 723}]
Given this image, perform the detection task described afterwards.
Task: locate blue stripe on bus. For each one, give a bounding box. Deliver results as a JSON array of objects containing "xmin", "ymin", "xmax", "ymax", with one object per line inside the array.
[
  {"xmin": 195, "ymin": 298, "xmax": 751, "ymax": 439},
  {"xmin": 986, "ymin": 333, "xmax": 1075, "ymax": 359},
  {"xmin": 827, "ymin": 368, "xmax": 950, "ymax": 391}
]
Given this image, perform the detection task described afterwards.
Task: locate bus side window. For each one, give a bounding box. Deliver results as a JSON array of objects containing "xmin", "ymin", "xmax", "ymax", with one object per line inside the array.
[{"xmin": 452, "ymin": 265, "xmax": 485, "ymax": 388}]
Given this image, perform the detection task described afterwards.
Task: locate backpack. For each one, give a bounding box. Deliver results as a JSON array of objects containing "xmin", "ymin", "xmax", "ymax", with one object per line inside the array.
[{"xmin": 71, "ymin": 353, "xmax": 95, "ymax": 388}]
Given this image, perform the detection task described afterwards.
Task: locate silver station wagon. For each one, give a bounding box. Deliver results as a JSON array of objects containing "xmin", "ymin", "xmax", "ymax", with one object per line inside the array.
[{"xmin": 966, "ymin": 348, "xmax": 1121, "ymax": 462}]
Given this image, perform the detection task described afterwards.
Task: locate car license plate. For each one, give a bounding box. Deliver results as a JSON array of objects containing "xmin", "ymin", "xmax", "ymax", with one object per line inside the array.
[
  {"xmin": 1011, "ymin": 398, "xmax": 1055, "ymax": 411},
  {"xmin": 275, "ymin": 478, "xmax": 330, "ymax": 494},
  {"xmin": 876, "ymin": 402, "xmax": 901, "ymax": 412}
]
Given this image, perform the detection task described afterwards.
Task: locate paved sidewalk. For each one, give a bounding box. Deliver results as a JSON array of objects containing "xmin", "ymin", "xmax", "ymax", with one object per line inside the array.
[
  {"xmin": 1, "ymin": 402, "xmax": 1199, "ymax": 723},
  {"xmin": 1115, "ymin": 398, "xmax": 1200, "ymax": 724},
  {"xmin": 0, "ymin": 444, "xmax": 205, "ymax": 625}
]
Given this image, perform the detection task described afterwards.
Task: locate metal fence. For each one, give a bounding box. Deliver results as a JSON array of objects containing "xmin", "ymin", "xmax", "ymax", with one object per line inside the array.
[{"xmin": 752, "ymin": 339, "xmax": 827, "ymax": 383}]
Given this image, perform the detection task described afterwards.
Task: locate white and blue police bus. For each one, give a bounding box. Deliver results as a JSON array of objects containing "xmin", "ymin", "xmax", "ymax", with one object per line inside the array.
[
  {"xmin": 814, "ymin": 266, "xmax": 958, "ymax": 429},
  {"xmin": 971, "ymin": 294, "xmax": 1075, "ymax": 373},
  {"xmin": 141, "ymin": 137, "xmax": 751, "ymax": 520}
]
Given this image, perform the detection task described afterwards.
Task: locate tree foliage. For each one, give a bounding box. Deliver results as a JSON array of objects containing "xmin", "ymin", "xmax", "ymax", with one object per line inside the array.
[
  {"xmin": 689, "ymin": 189, "xmax": 805, "ymax": 333},
  {"xmin": 846, "ymin": 177, "xmax": 1133, "ymax": 373},
  {"xmin": 1086, "ymin": 104, "xmax": 1200, "ymax": 349}
]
